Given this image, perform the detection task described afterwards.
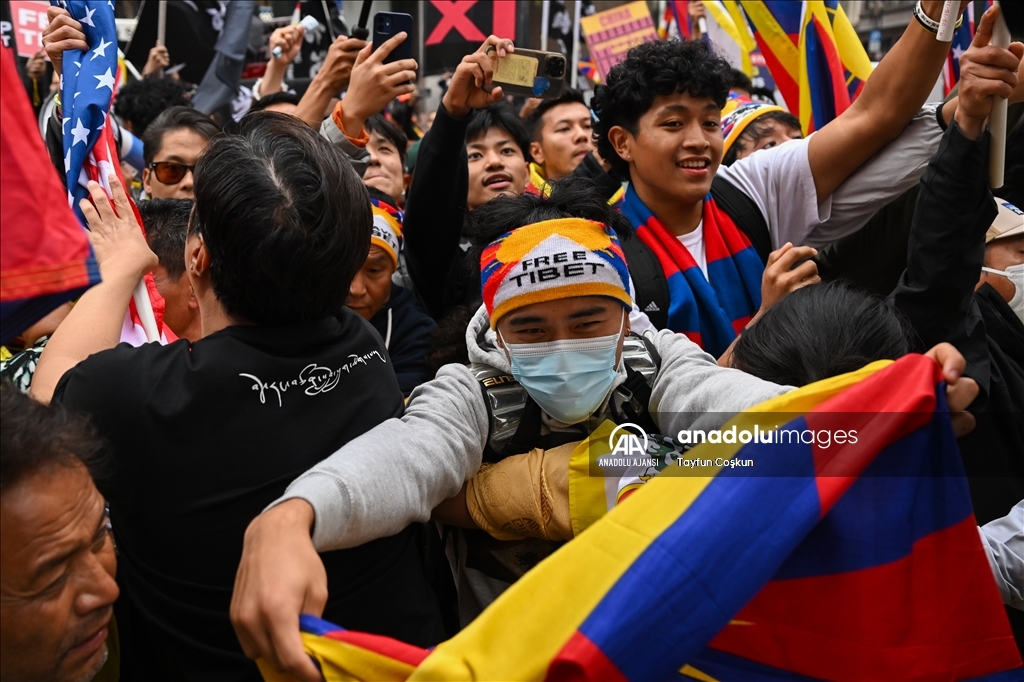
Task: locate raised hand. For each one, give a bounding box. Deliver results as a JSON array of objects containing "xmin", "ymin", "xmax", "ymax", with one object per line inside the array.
[{"xmin": 441, "ymin": 35, "xmax": 515, "ymax": 119}]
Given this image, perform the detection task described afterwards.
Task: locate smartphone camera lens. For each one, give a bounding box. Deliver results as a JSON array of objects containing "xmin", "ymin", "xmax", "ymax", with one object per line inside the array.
[{"xmin": 546, "ymin": 57, "xmax": 566, "ymax": 79}]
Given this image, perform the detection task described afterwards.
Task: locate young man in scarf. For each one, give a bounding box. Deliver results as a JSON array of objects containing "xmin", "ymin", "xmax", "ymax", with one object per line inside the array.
[{"xmin": 590, "ymin": 2, "xmax": 1011, "ymax": 359}]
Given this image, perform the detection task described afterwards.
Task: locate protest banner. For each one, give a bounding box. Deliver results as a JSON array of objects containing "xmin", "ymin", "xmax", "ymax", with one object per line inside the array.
[
  {"xmin": 580, "ymin": 0, "xmax": 657, "ymax": 81},
  {"xmin": 7, "ymin": 0, "xmax": 48, "ymax": 57}
]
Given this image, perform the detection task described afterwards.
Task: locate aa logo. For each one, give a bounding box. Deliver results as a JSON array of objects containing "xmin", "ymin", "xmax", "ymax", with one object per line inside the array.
[{"xmin": 608, "ymin": 423, "xmax": 649, "ymax": 456}]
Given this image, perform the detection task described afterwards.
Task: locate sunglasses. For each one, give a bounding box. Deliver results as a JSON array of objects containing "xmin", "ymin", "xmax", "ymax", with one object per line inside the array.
[{"xmin": 149, "ymin": 161, "xmax": 195, "ymax": 185}]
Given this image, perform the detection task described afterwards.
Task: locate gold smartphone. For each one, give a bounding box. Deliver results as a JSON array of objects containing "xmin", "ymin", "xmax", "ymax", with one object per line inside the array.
[{"xmin": 487, "ymin": 48, "xmax": 567, "ymax": 100}]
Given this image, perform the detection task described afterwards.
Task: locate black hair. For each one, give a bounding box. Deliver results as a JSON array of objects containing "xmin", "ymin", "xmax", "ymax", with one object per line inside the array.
[
  {"xmin": 138, "ymin": 198, "xmax": 194, "ymax": 280},
  {"xmin": 247, "ymin": 91, "xmax": 302, "ymax": 114},
  {"xmin": 732, "ymin": 281, "xmax": 914, "ymax": 387},
  {"xmin": 365, "ymin": 114, "xmax": 409, "ymax": 166},
  {"xmin": 190, "ymin": 111, "xmax": 372, "ymax": 326},
  {"xmin": 114, "ymin": 76, "xmax": 190, "ymax": 136},
  {"xmin": 722, "ymin": 110, "xmax": 803, "ymax": 166},
  {"xmin": 143, "ymin": 106, "xmax": 221, "ymax": 166},
  {"xmin": 426, "ymin": 303, "xmax": 477, "ymax": 373},
  {"xmin": 1, "ymin": 382, "xmax": 107, "ymax": 494},
  {"xmin": 465, "ymin": 103, "xmax": 532, "ymax": 163},
  {"xmin": 592, "ymin": 39, "xmax": 732, "ymax": 178},
  {"xmin": 526, "ymin": 88, "xmax": 588, "ymax": 140},
  {"xmin": 466, "ymin": 175, "xmax": 632, "ymax": 268},
  {"xmin": 728, "ymin": 68, "xmax": 753, "ymax": 94}
]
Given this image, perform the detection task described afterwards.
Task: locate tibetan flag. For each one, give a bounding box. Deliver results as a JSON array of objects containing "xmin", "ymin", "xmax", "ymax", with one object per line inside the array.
[
  {"xmin": 0, "ymin": 45, "xmax": 99, "ymax": 345},
  {"xmin": 258, "ymin": 355, "xmax": 1022, "ymax": 681},
  {"xmin": 52, "ymin": 0, "xmax": 173, "ymax": 345},
  {"xmin": 703, "ymin": 0, "xmax": 756, "ymax": 75},
  {"xmin": 741, "ymin": 1, "xmax": 873, "ymax": 133},
  {"xmin": 669, "ymin": 0, "xmax": 692, "ymax": 39},
  {"xmin": 943, "ymin": 3, "xmax": 976, "ymax": 96}
]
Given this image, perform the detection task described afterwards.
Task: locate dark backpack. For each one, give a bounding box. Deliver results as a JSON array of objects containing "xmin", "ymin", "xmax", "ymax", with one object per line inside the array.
[{"xmin": 621, "ymin": 175, "xmax": 772, "ymax": 330}]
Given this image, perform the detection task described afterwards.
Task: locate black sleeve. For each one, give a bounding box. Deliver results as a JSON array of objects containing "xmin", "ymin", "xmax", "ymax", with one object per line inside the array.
[
  {"xmin": 888, "ymin": 121, "xmax": 998, "ymax": 389},
  {"xmin": 402, "ymin": 102, "xmax": 473, "ymax": 320},
  {"xmin": 570, "ymin": 153, "xmax": 623, "ymax": 203},
  {"xmin": 389, "ymin": 313, "xmax": 437, "ymax": 397}
]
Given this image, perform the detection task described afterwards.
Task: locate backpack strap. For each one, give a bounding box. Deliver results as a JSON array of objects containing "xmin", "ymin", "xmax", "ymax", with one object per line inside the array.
[
  {"xmin": 621, "ymin": 234, "xmax": 669, "ymax": 329},
  {"xmin": 494, "ymin": 397, "xmax": 544, "ymax": 462},
  {"xmin": 710, "ymin": 175, "xmax": 772, "ymax": 265}
]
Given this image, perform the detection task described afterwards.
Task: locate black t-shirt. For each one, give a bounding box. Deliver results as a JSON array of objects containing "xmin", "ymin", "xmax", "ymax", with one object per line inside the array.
[{"xmin": 55, "ymin": 312, "xmax": 446, "ymax": 681}]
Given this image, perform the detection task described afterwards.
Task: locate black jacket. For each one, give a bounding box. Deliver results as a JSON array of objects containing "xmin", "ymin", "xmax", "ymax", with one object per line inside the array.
[
  {"xmin": 370, "ymin": 284, "xmax": 437, "ymax": 396},
  {"xmin": 889, "ymin": 120, "xmax": 1024, "ymax": 521},
  {"xmin": 888, "ymin": 121, "xmax": 1024, "ymax": 652}
]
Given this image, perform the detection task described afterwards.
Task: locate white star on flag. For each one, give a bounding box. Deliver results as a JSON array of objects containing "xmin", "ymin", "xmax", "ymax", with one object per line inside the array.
[
  {"xmin": 80, "ymin": 5, "xmax": 96, "ymax": 26},
  {"xmin": 91, "ymin": 37, "xmax": 113, "ymax": 60},
  {"xmin": 70, "ymin": 118, "xmax": 90, "ymax": 146},
  {"xmin": 95, "ymin": 68, "xmax": 115, "ymax": 91},
  {"xmin": 952, "ymin": 45, "xmax": 965, "ymax": 61}
]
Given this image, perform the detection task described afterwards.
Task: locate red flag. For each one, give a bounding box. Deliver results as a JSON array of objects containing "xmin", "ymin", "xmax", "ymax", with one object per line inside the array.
[{"xmin": 0, "ymin": 45, "xmax": 100, "ymax": 345}]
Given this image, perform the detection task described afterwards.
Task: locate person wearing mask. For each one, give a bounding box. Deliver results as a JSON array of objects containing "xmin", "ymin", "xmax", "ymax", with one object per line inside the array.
[
  {"xmin": 0, "ymin": 384, "xmax": 119, "ymax": 682},
  {"xmin": 138, "ymin": 199, "xmax": 202, "ymax": 343},
  {"xmin": 346, "ymin": 190, "xmax": 436, "ymax": 396},
  {"xmin": 229, "ymin": 177, "xmax": 977, "ymax": 681},
  {"xmin": 30, "ymin": 113, "xmax": 449, "ymax": 680}
]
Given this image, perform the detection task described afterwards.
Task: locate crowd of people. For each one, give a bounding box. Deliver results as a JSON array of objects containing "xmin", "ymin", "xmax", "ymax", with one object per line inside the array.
[{"xmin": 1, "ymin": 1, "xmax": 1023, "ymax": 680}]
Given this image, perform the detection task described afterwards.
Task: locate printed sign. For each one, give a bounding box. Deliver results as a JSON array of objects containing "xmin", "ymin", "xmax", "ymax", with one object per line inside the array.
[
  {"xmin": 8, "ymin": 0, "xmax": 49, "ymax": 57},
  {"xmin": 580, "ymin": 0, "xmax": 657, "ymax": 81}
]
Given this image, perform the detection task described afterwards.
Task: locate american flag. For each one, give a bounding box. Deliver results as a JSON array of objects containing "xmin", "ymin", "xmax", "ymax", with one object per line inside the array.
[
  {"xmin": 943, "ymin": 2, "xmax": 975, "ymax": 96},
  {"xmin": 53, "ymin": 0, "xmax": 172, "ymax": 345}
]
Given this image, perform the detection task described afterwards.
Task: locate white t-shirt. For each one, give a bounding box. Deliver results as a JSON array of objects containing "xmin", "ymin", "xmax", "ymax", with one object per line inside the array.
[{"xmin": 676, "ymin": 221, "xmax": 707, "ymax": 279}]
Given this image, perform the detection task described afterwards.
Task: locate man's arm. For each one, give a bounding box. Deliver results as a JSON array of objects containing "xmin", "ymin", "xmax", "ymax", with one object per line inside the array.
[
  {"xmin": 31, "ymin": 177, "xmax": 158, "ymax": 404},
  {"xmin": 889, "ymin": 17, "xmax": 1022, "ymax": 394},
  {"xmin": 231, "ymin": 364, "xmax": 487, "ymax": 679},
  {"xmin": 402, "ymin": 36, "xmax": 511, "ymax": 319},
  {"xmin": 294, "ymin": 35, "xmax": 366, "ymax": 129},
  {"xmin": 805, "ymin": 1, "xmax": 972, "ymax": 204}
]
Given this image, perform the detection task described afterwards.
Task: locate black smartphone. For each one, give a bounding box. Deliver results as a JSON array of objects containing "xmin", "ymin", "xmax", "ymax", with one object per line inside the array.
[
  {"xmin": 372, "ymin": 12, "xmax": 413, "ymax": 64},
  {"xmin": 486, "ymin": 48, "xmax": 567, "ymax": 100}
]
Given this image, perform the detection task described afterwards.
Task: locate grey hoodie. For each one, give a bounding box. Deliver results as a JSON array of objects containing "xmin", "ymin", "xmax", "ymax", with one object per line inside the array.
[{"xmin": 275, "ymin": 305, "xmax": 792, "ymax": 552}]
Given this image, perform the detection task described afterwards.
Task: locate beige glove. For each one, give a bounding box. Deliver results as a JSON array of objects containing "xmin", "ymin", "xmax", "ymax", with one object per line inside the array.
[{"xmin": 465, "ymin": 441, "xmax": 577, "ymax": 542}]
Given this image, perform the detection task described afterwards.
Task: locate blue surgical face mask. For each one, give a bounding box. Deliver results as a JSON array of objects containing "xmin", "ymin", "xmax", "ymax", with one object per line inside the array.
[{"xmin": 500, "ymin": 313, "xmax": 625, "ymax": 424}]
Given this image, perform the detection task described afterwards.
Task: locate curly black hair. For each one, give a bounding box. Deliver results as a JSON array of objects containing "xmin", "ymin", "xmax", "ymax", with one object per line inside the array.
[
  {"xmin": 465, "ymin": 174, "xmax": 632, "ymax": 271},
  {"xmin": 113, "ymin": 76, "xmax": 190, "ymax": 136},
  {"xmin": 591, "ymin": 39, "xmax": 732, "ymax": 178}
]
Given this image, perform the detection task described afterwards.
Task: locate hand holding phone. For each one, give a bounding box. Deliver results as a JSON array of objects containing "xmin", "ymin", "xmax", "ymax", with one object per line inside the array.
[
  {"xmin": 442, "ymin": 36, "xmax": 516, "ymax": 118},
  {"xmin": 486, "ymin": 48, "xmax": 567, "ymax": 100},
  {"xmin": 372, "ymin": 12, "xmax": 413, "ymax": 64}
]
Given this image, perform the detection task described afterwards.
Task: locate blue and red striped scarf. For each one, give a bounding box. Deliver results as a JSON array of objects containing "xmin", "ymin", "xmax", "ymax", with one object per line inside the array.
[{"xmin": 621, "ymin": 184, "xmax": 763, "ymax": 357}]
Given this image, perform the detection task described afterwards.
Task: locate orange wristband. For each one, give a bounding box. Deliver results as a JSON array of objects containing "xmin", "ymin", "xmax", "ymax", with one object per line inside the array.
[{"xmin": 331, "ymin": 101, "xmax": 370, "ymax": 147}]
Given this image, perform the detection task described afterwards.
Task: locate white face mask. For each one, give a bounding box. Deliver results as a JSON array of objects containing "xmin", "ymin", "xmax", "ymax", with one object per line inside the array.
[{"xmin": 982, "ymin": 263, "xmax": 1024, "ymax": 323}]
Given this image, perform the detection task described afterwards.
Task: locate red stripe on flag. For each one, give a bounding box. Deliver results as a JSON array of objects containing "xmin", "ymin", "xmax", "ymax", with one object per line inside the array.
[
  {"xmin": 546, "ymin": 631, "xmax": 630, "ymax": 682},
  {"xmin": 709, "ymin": 516, "xmax": 1022, "ymax": 680},
  {"xmin": 322, "ymin": 630, "xmax": 431, "ymax": 667},
  {"xmin": 804, "ymin": 355, "xmax": 939, "ymax": 515}
]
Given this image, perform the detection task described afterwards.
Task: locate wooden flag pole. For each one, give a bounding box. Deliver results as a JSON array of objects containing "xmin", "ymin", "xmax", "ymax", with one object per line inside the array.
[{"xmin": 989, "ymin": 5, "xmax": 1010, "ymax": 188}]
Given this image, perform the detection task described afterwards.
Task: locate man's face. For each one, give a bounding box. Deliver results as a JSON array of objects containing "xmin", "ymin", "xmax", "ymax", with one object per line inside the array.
[
  {"xmin": 496, "ymin": 295, "xmax": 627, "ymax": 348},
  {"xmin": 363, "ymin": 132, "xmax": 406, "ymax": 204},
  {"xmin": 151, "ymin": 264, "xmax": 200, "ymax": 342},
  {"xmin": 530, "ymin": 102, "xmax": 594, "ymax": 180},
  {"xmin": 466, "ymin": 127, "xmax": 529, "ymax": 211},
  {"xmin": 612, "ymin": 92, "xmax": 724, "ymax": 209},
  {"xmin": 979, "ymin": 234, "xmax": 1024, "ymax": 303},
  {"xmin": 0, "ymin": 463, "xmax": 118, "ymax": 682},
  {"xmin": 734, "ymin": 117, "xmax": 803, "ymax": 161},
  {"xmin": 346, "ymin": 245, "xmax": 396, "ymax": 321},
  {"xmin": 142, "ymin": 128, "xmax": 209, "ymax": 200}
]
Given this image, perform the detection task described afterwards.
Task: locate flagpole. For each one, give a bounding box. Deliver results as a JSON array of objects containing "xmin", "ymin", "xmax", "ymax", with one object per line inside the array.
[
  {"xmin": 418, "ymin": 4, "xmax": 425, "ymax": 87},
  {"xmin": 156, "ymin": 0, "xmax": 167, "ymax": 47},
  {"xmin": 541, "ymin": 0, "xmax": 550, "ymax": 51},
  {"xmin": 570, "ymin": 0, "xmax": 582, "ymax": 89},
  {"xmin": 133, "ymin": 280, "xmax": 160, "ymax": 343},
  {"xmin": 989, "ymin": 6, "xmax": 1010, "ymax": 188}
]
